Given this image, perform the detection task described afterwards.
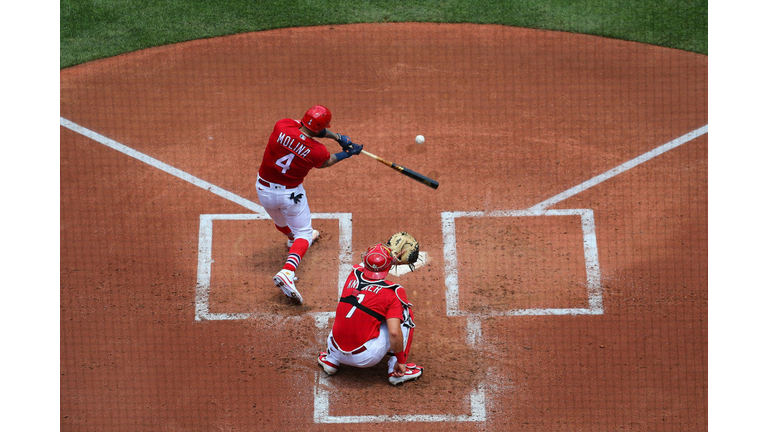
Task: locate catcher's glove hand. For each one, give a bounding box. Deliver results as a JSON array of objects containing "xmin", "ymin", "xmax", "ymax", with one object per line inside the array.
[{"xmin": 387, "ymin": 231, "xmax": 420, "ymax": 267}]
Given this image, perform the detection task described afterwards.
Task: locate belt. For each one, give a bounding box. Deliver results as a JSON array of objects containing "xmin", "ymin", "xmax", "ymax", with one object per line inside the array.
[
  {"xmin": 330, "ymin": 337, "xmax": 367, "ymax": 355},
  {"xmin": 257, "ymin": 178, "xmax": 287, "ymax": 189}
]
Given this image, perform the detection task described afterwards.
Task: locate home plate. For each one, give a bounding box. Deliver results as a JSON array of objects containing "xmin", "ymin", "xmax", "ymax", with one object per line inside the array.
[{"xmin": 389, "ymin": 252, "xmax": 429, "ymax": 277}]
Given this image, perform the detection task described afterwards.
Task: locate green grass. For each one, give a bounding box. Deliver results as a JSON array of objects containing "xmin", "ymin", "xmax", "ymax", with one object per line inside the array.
[{"xmin": 60, "ymin": 0, "xmax": 707, "ymax": 69}]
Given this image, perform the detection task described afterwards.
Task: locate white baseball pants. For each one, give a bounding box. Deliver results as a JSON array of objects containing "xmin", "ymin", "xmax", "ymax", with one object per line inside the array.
[
  {"xmin": 255, "ymin": 176, "xmax": 315, "ymax": 242},
  {"xmin": 325, "ymin": 322, "xmax": 412, "ymax": 374}
]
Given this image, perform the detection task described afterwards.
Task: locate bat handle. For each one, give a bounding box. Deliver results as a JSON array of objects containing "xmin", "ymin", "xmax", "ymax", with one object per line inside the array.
[
  {"xmin": 360, "ymin": 149, "xmax": 391, "ymax": 165},
  {"xmin": 360, "ymin": 149, "xmax": 376, "ymax": 159}
]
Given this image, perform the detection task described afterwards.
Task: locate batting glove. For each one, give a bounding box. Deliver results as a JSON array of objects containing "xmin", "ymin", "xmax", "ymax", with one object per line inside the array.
[
  {"xmin": 345, "ymin": 143, "xmax": 363, "ymax": 156},
  {"xmin": 337, "ymin": 134, "xmax": 352, "ymax": 148}
]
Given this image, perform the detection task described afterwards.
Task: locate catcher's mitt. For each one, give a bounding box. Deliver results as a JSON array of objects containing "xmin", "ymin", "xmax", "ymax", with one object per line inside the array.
[{"xmin": 386, "ymin": 231, "xmax": 420, "ymax": 267}]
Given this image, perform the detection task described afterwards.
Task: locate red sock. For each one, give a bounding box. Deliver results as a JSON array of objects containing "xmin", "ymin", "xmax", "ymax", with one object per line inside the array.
[
  {"xmin": 275, "ymin": 224, "xmax": 293, "ymax": 239},
  {"xmin": 283, "ymin": 238, "xmax": 309, "ymax": 271}
]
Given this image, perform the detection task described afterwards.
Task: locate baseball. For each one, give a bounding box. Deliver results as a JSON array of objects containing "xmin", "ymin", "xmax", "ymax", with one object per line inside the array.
[{"xmin": 415, "ymin": 135, "xmax": 425, "ymax": 144}]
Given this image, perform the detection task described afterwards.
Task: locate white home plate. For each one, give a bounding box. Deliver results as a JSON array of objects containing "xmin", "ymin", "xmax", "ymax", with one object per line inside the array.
[{"xmin": 389, "ymin": 252, "xmax": 429, "ymax": 277}]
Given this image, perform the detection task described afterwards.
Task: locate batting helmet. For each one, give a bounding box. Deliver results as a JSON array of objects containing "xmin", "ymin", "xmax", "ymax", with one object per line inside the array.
[
  {"xmin": 362, "ymin": 243, "xmax": 394, "ymax": 280},
  {"xmin": 301, "ymin": 105, "xmax": 332, "ymax": 133}
]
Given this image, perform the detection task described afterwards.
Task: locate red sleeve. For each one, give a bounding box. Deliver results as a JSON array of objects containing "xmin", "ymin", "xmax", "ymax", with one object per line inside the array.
[
  {"xmin": 313, "ymin": 144, "xmax": 331, "ymax": 167},
  {"xmin": 385, "ymin": 292, "xmax": 404, "ymax": 321}
]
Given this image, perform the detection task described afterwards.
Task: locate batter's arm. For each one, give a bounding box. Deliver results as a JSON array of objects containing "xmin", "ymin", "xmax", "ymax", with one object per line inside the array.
[
  {"xmin": 319, "ymin": 153, "xmax": 343, "ymax": 168},
  {"xmin": 300, "ymin": 125, "xmax": 344, "ymax": 144},
  {"xmin": 319, "ymin": 143, "xmax": 363, "ymax": 168},
  {"xmin": 318, "ymin": 129, "xmax": 354, "ymax": 149},
  {"xmin": 317, "ymin": 129, "xmax": 339, "ymax": 140}
]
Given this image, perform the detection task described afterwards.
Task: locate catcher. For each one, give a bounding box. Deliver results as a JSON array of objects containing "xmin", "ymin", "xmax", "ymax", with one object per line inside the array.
[{"xmin": 317, "ymin": 233, "xmax": 422, "ymax": 385}]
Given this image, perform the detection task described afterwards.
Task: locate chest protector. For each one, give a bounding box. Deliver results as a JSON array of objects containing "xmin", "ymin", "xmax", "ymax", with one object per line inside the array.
[{"xmin": 339, "ymin": 269, "xmax": 415, "ymax": 328}]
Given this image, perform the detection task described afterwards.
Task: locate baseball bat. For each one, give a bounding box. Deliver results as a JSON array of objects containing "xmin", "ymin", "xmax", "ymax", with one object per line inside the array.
[{"xmin": 360, "ymin": 149, "xmax": 439, "ymax": 189}]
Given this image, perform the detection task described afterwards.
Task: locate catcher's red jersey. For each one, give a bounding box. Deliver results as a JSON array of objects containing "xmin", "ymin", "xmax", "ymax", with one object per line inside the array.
[
  {"xmin": 331, "ymin": 265, "xmax": 407, "ymax": 352},
  {"xmin": 258, "ymin": 118, "xmax": 331, "ymax": 188}
]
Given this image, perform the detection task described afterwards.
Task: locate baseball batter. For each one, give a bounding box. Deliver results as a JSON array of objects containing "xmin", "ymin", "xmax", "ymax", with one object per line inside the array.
[
  {"xmin": 317, "ymin": 243, "xmax": 424, "ymax": 385},
  {"xmin": 257, "ymin": 105, "xmax": 362, "ymax": 304}
]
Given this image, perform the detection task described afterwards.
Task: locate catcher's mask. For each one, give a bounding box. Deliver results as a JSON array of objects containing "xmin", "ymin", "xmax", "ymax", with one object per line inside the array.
[
  {"xmin": 301, "ymin": 105, "xmax": 332, "ymax": 133},
  {"xmin": 362, "ymin": 243, "xmax": 394, "ymax": 280}
]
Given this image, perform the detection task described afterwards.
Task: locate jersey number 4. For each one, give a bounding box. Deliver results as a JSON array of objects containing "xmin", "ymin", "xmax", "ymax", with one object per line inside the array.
[
  {"xmin": 275, "ymin": 153, "xmax": 295, "ymax": 173},
  {"xmin": 345, "ymin": 294, "xmax": 366, "ymax": 318}
]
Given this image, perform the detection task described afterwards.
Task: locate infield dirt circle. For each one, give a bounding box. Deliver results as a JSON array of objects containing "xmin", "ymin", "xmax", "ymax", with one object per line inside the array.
[{"xmin": 60, "ymin": 23, "xmax": 707, "ymax": 431}]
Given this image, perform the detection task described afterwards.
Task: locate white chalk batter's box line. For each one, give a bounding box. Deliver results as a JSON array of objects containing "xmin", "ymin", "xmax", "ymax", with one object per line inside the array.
[
  {"xmin": 194, "ymin": 212, "xmax": 354, "ymax": 322},
  {"xmin": 314, "ymin": 373, "xmax": 487, "ymax": 424},
  {"xmin": 442, "ymin": 208, "xmax": 604, "ymax": 317}
]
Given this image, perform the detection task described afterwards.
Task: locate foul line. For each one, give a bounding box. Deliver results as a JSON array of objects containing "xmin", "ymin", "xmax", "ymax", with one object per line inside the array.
[
  {"xmin": 529, "ymin": 125, "xmax": 708, "ymax": 212},
  {"xmin": 60, "ymin": 117, "xmax": 265, "ymax": 214}
]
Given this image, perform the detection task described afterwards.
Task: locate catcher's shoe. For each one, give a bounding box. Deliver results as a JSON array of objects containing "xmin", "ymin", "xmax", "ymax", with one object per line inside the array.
[
  {"xmin": 388, "ymin": 364, "xmax": 423, "ymax": 386},
  {"xmin": 273, "ymin": 269, "xmax": 303, "ymax": 304},
  {"xmin": 317, "ymin": 351, "xmax": 338, "ymax": 375},
  {"xmin": 286, "ymin": 230, "xmax": 320, "ymax": 248}
]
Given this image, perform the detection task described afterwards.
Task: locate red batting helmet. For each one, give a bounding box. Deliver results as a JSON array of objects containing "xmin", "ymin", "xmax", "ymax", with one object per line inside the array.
[
  {"xmin": 301, "ymin": 105, "xmax": 332, "ymax": 133},
  {"xmin": 362, "ymin": 243, "xmax": 394, "ymax": 280}
]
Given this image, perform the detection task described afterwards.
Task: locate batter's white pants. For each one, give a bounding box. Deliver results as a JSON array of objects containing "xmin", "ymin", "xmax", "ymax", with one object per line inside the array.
[
  {"xmin": 325, "ymin": 322, "xmax": 412, "ymax": 374},
  {"xmin": 255, "ymin": 176, "xmax": 315, "ymax": 242}
]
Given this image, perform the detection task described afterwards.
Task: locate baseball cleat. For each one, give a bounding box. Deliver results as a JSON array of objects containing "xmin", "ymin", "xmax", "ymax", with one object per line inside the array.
[
  {"xmin": 286, "ymin": 230, "xmax": 320, "ymax": 248},
  {"xmin": 388, "ymin": 364, "xmax": 424, "ymax": 385},
  {"xmin": 273, "ymin": 269, "xmax": 303, "ymax": 304},
  {"xmin": 317, "ymin": 351, "xmax": 338, "ymax": 375}
]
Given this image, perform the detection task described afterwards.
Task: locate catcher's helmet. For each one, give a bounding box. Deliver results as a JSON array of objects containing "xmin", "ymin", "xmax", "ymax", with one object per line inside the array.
[
  {"xmin": 362, "ymin": 243, "xmax": 394, "ymax": 280},
  {"xmin": 301, "ymin": 105, "xmax": 332, "ymax": 133}
]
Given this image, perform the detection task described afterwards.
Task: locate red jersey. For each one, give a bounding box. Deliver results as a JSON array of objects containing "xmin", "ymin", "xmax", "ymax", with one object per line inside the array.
[
  {"xmin": 331, "ymin": 265, "xmax": 409, "ymax": 352},
  {"xmin": 258, "ymin": 118, "xmax": 331, "ymax": 188}
]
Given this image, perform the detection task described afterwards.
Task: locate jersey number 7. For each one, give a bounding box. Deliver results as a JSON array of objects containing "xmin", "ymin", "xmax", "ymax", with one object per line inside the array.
[{"xmin": 345, "ymin": 294, "xmax": 366, "ymax": 318}]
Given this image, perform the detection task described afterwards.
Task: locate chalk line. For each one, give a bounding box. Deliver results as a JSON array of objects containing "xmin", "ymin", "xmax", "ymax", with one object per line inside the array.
[
  {"xmin": 442, "ymin": 209, "xmax": 602, "ymax": 317},
  {"xmin": 194, "ymin": 212, "xmax": 354, "ymax": 321},
  {"xmin": 60, "ymin": 117, "xmax": 265, "ymax": 214},
  {"xmin": 314, "ymin": 373, "xmax": 486, "ymax": 423},
  {"xmin": 529, "ymin": 125, "xmax": 708, "ymax": 212}
]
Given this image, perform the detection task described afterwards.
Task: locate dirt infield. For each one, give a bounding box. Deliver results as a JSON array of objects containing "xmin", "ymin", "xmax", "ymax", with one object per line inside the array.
[{"xmin": 60, "ymin": 23, "xmax": 707, "ymax": 430}]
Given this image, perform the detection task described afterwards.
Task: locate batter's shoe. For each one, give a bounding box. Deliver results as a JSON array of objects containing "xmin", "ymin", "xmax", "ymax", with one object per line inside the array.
[
  {"xmin": 286, "ymin": 230, "xmax": 320, "ymax": 248},
  {"xmin": 388, "ymin": 364, "xmax": 424, "ymax": 386},
  {"xmin": 317, "ymin": 351, "xmax": 338, "ymax": 375},
  {"xmin": 273, "ymin": 269, "xmax": 303, "ymax": 304}
]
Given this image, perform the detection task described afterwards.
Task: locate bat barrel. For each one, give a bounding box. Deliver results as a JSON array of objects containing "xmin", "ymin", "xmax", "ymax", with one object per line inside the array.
[
  {"xmin": 397, "ymin": 164, "xmax": 439, "ymax": 189},
  {"xmin": 361, "ymin": 149, "xmax": 438, "ymax": 189}
]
